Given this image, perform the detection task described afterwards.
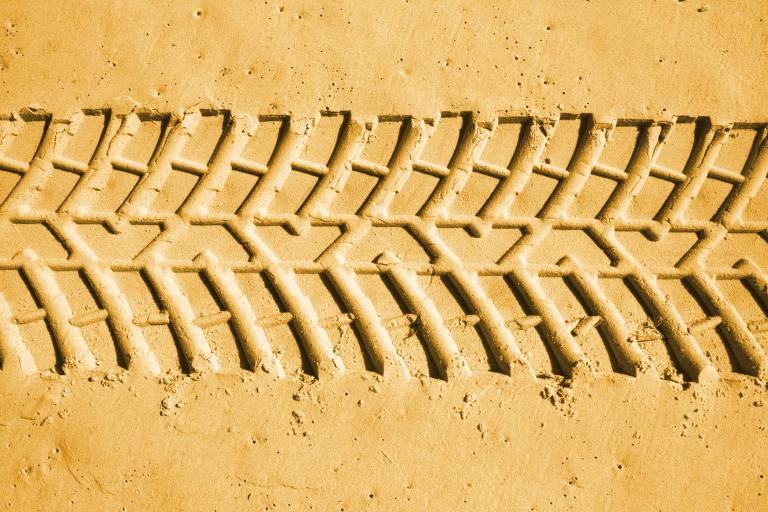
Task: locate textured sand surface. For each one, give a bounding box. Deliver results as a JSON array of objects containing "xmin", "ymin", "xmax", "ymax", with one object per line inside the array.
[{"xmin": 1, "ymin": 1, "xmax": 768, "ymax": 510}]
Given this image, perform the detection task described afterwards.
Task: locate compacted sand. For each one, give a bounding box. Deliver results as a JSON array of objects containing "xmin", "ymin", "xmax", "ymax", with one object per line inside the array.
[{"xmin": 1, "ymin": 1, "xmax": 767, "ymax": 510}]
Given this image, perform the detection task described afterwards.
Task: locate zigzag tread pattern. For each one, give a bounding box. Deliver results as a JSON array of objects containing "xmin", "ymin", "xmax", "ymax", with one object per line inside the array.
[{"xmin": 1, "ymin": 106, "xmax": 768, "ymax": 383}]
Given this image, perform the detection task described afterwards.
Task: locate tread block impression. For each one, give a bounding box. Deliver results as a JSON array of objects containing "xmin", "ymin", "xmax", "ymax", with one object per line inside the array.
[{"xmin": 0, "ymin": 108, "xmax": 767, "ymax": 385}]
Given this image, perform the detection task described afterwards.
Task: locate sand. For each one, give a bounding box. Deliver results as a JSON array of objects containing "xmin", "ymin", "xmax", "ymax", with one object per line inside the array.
[{"xmin": 1, "ymin": 1, "xmax": 767, "ymax": 510}]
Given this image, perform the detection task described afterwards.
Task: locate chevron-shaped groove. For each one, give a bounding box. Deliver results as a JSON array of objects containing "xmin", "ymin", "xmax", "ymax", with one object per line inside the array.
[{"xmin": 0, "ymin": 108, "xmax": 766, "ymax": 383}]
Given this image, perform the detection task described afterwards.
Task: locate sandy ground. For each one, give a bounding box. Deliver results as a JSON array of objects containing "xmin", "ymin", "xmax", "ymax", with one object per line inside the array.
[
  {"xmin": 1, "ymin": 372, "xmax": 767, "ymax": 510},
  {"xmin": 2, "ymin": 1, "xmax": 767, "ymax": 119},
  {"xmin": 1, "ymin": 1, "xmax": 768, "ymax": 510}
]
